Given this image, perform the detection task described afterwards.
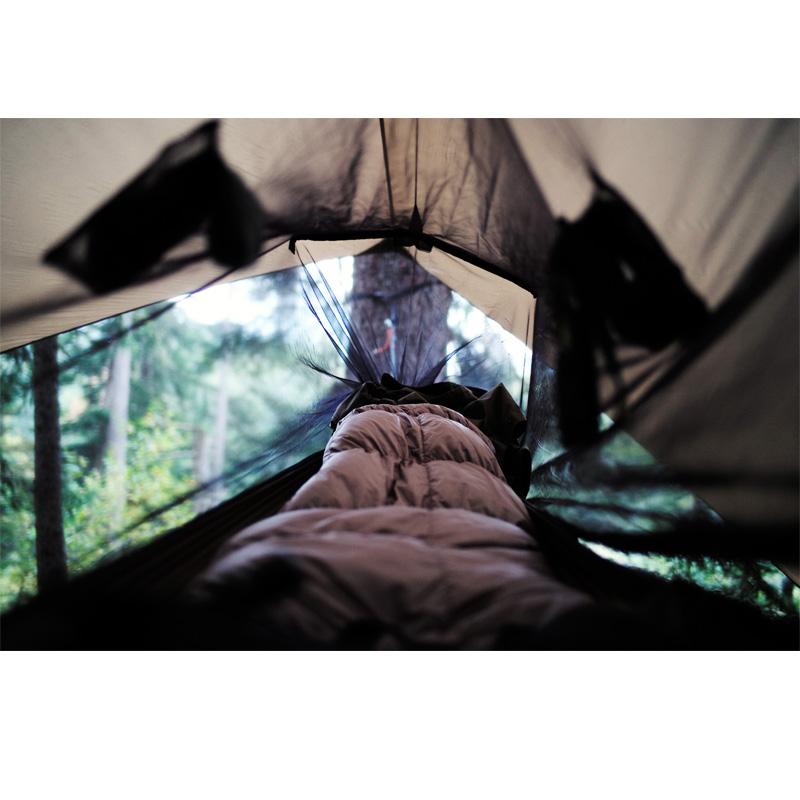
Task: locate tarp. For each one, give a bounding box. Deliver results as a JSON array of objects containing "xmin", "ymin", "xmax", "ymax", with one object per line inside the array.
[{"xmin": 1, "ymin": 117, "xmax": 797, "ymax": 537}]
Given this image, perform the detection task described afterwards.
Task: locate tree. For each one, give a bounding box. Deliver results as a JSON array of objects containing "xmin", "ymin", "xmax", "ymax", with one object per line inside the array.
[
  {"xmin": 195, "ymin": 322, "xmax": 232, "ymax": 512},
  {"xmin": 350, "ymin": 248, "xmax": 451, "ymax": 384},
  {"xmin": 32, "ymin": 336, "xmax": 67, "ymax": 592},
  {"xmin": 105, "ymin": 339, "xmax": 132, "ymax": 527}
]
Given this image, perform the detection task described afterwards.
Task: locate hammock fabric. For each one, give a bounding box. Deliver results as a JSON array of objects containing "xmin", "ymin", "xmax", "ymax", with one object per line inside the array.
[{"xmin": 2, "ymin": 445, "xmax": 795, "ymax": 650}]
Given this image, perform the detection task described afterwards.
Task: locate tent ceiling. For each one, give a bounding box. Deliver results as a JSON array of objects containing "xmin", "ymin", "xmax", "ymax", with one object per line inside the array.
[
  {"xmin": 1, "ymin": 118, "xmax": 554, "ymax": 350},
  {"xmin": 509, "ymin": 119, "xmax": 798, "ymax": 306},
  {"xmin": 3, "ymin": 119, "xmax": 795, "ymax": 348}
]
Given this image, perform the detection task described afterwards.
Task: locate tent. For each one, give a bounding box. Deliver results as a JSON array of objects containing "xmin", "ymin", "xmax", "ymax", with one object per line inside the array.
[{"xmin": 0, "ymin": 118, "xmax": 797, "ymax": 647}]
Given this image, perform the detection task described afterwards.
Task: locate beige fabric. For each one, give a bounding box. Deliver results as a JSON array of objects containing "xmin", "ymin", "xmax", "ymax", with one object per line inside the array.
[
  {"xmin": 510, "ymin": 118, "xmax": 799, "ymax": 528},
  {"xmin": 628, "ymin": 251, "xmax": 799, "ymax": 527},
  {"xmin": 0, "ymin": 119, "xmax": 378, "ymax": 348},
  {"xmin": 509, "ymin": 118, "xmax": 798, "ymax": 306},
  {"xmin": 412, "ymin": 248, "xmax": 535, "ymax": 351},
  {"xmin": 196, "ymin": 403, "xmax": 590, "ymax": 648},
  {"xmin": 4, "ymin": 119, "xmax": 791, "ymax": 345},
  {"xmin": 1, "ymin": 118, "xmax": 538, "ymax": 349}
]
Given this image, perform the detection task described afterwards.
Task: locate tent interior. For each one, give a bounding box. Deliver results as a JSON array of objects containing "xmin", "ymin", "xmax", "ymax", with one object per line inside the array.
[{"xmin": 0, "ymin": 118, "xmax": 797, "ymax": 648}]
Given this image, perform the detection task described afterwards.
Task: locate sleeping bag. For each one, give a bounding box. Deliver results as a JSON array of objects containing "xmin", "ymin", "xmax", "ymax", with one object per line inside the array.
[{"xmin": 193, "ymin": 401, "xmax": 593, "ymax": 648}]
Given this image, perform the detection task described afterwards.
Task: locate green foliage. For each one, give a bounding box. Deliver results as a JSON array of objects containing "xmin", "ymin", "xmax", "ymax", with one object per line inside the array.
[
  {"xmin": 584, "ymin": 543, "xmax": 800, "ymax": 617},
  {"xmin": 528, "ymin": 412, "xmax": 800, "ymax": 618},
  {"xmin": 0, "ymin": 490, "xmax": 36, "ymax": 608},
  {"xmin": 0, "ymin": 267, "xmax": 342, "ymax": 612},
  {"xmin": 64, "ymin": 406, "xmax": 198, "ymax": 570},
  {"xmin": 1, "ymin": 347, "xmax": 36, "ymax": 607}
]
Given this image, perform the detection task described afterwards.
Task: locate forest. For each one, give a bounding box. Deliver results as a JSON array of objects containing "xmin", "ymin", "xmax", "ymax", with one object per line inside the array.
[
  {"xmin": 1, "ymin": 253, "xmax": 796, "ymax": 617},
  {"xmin": 0, "ymin": 255, "xmax": 527, "ymax": 612}
]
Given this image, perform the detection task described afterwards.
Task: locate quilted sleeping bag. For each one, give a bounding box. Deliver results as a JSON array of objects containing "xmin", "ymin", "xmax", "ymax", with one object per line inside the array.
[{"xmin": 194, "ymin": 402, "xmax": 593, "ymax": 648}]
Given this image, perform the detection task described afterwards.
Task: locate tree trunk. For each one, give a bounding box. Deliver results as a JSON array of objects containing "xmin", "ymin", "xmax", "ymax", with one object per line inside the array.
[
  {"xmin": 350, "ymin": 250, "xmax": 451, "ymax": 385},
  {"xmin": 193, "ymin": 427, "xmax": 214, "ymax": 514},
  {"xmin": 209, "ymin": 347, "xmax": 230, "ymax": 507},
  {"xmin": 106, "ymin": 344, "xmax": 132, "ymax": 527},
  {"xmin": 32, "ymin": 336, "xmax": 67, "ymax": 592}
]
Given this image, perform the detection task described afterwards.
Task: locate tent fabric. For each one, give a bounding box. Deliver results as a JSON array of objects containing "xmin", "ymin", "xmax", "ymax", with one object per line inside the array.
[
  {"xmin": 3, "ymin": 118, "xmax": 795, "ymax": 333},
  {"xmin": 509, "ymin": 119, "xmax": 799, "ymax": 532},
  {"xmin": 0, "ymin": 117, "xmax": 797, "ymax": 567},
  {"xmin": 1, "ymin": 118, "xmax": 548, "ymax": 349},
  {"xmin": 509, "ymin": 119, "xmax": 798, "ymax": 306}
]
